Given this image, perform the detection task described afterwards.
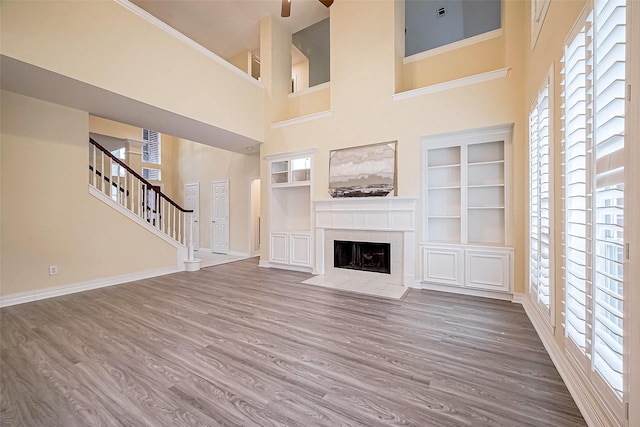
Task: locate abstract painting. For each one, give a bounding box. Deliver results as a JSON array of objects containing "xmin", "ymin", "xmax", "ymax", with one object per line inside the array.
[{"xmin": 329, "ymin": 141, "xmax": 397, "ymax": 198}]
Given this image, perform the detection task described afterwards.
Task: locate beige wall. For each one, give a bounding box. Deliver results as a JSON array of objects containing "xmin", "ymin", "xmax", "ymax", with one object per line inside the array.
[
  {"xmin": 226, "ymin": 50, "xmax": 251, "ymax": 74},
  {"xmin": 176, "ymin": 139, "xmax": 260, "ymax": 254},
  {"xmin": 260, "ymin": 0, "xmax": 527, "ymax": 286},
  {"xmin": 1, "ymin": 0, "xmax": 264, "ymax": 142},
  {"xmin": 0, "ymin": 91, "xmax": 179, "ymax": 298}
]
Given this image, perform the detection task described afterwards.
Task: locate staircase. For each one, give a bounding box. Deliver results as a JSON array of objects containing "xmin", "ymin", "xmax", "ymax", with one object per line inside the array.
[{"xmin": 88, "ymin": 137, "xmax": 200, "ymax": 270}]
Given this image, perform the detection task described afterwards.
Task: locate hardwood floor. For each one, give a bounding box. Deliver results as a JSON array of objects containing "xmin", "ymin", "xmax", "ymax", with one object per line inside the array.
[{"xmin": 1, "ymin": 258, "xmax": 585, "ymax": 426}]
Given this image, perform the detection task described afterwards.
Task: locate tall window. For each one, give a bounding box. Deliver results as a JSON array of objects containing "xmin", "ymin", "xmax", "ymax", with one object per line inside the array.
[
  {"xmin": 142, "ymin": 129, "xmax": 161, "ymax": 165},
  {"xmin": 562, "ymin": 0, "xmax": 626, "ymax": 407},
  {"xmin": 529, "ymin": 71, "xmax": 553, "ymax": 323}
]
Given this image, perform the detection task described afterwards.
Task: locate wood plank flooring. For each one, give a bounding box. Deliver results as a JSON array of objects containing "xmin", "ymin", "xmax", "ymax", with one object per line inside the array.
[{"xmin": 0, "ymin": 258, "xmax": 585, "ymax": 426}]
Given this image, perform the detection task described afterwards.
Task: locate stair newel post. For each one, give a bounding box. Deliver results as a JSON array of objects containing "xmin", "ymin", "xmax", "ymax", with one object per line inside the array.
[{"xmin": 188, "ymin": 211, "xmax": 195, "ymax": 261}]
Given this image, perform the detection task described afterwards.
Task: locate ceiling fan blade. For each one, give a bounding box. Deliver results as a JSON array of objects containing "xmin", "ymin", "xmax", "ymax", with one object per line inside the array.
[
  {"xmin": 318, "ymin": 0, "xmax": 333, "ymax": 7},
  {"xmin": 281, "ymin": 0, "xmax": 291, "ymax": 17}
]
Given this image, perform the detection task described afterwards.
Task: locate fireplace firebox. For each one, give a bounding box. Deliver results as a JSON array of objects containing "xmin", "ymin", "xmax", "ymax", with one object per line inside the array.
[{"xmin": 334, "ymin": 240, "xmax": 391, "ymax": 274}]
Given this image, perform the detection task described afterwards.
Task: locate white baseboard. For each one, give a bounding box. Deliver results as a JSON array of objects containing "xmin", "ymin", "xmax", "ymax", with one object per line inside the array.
[
  {"xmin": 195, "ymin": 247, "xmax": 211, "ymax": 252},
  {"xmin": 416, "ymin": 281, "xmax": 513, "ymax": 301},
  {"xmin": 404, "ymin": 275, "xmax": 421, "ymax": 288},
  {"xmin": 511, "ymin": 292, "xmax": 526, "ymax": 304},
  {"xmin": 259, "ymin": 260, "xmax": 313, "ymax": 273},
  {"xmin": 228, "ymin": 251, "xmax": 250, "ymax": 257},
  {"xmin": 0, "ymin": 265, "xmax": 183, "ymax": 308},
  {"xmin": 520, "ymin": 295, "xmax": 620, "ymax": 427},
  {"xmin": 258, "ymin": 260, "xmax": 271, "ymax": 268}
]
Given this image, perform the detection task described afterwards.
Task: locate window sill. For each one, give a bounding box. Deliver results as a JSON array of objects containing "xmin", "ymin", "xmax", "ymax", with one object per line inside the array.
[{"xmin": 404, "ymin": 29, "xmax": 503, "ymax": 64}]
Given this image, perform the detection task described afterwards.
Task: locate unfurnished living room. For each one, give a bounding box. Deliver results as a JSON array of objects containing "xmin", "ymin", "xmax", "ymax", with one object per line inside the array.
[{"xmin": 0, "ymin": 0, "xmax": 638, "ymax": 426}]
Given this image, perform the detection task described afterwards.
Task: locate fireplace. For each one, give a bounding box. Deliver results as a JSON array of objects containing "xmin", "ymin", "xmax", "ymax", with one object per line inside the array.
[
  {"xmin": 314, "ymin": 197, "xmax": 417, "ymax": 286},
  {"xmin": 334, "ymin": 240, "xmax": 391, "ymax": 274}
]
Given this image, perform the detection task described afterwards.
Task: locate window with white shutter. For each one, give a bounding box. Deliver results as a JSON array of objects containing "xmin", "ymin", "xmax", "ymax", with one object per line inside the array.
[
  {"xmin": 561, "ymin": 0, "xmax": 626, "ymax": 405},
  {"xmin": 142, "ymin": 167, "xmax": 161, "ymax": 181},
  {"xmin": 529, "ymin": 70, "xmax": 553, "ymax": 323},
  {"xmin": 142, "ymin": 129, "xmax": 161, "ymax": 165}
]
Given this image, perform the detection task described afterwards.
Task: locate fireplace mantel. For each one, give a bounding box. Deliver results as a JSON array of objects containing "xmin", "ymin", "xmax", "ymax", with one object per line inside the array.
[{"xmin": 313, "ymin": 197, "xmax": 417, "ymax": 286}]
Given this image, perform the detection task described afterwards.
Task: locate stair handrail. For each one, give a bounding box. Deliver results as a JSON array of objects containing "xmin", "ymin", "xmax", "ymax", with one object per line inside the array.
[{"xmin": 89, "ymin": 137, "xmax": 192, "ymax": 214}]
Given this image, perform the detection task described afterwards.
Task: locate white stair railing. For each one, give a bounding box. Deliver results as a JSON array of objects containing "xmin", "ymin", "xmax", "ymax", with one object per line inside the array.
[{"xmin": 89, "ymin": 138, "xmax": 194, "ymax": 249}]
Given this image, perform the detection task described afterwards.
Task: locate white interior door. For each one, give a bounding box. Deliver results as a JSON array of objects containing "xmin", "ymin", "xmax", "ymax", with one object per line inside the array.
[
  {"xmin": 184, "ymin": 183, "xmax": 200, "ymax": 250},
  {"xmin": 212, "ymin": 180, "xmax": 229, "ymax": 254}
]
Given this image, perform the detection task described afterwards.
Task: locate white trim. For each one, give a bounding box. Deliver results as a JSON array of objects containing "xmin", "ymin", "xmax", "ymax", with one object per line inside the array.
[
  {"xmin": 268, "ymin": 262, "xmax": 313, "ymax": 273},
  {"xmin": 270, "ymin": 110, "xmax": 332, "ymax": 129},
  {"xmin": 393, "ymin": 68, "xmax": 510, "ymax": 101},
  {"xmin": 264, "ymin": 148, "xmax": 317, "ymax": 161},
  {"xmin": 113, "ymin": 0, "xmax": 263, "ymax": 88},
  {"xmin": 288, "ymin": 82, "xmax": 330, "ymax": 98},
  {"xmin": 0, "ymin": 265, "xmax": 182, "ymax": 308},
  {"xmin": 194, "ymin": 247, "xmax": 211, "ymax": 252},
  {"xmin": 248, "ymin": 176, "xmax": 261, "ymax": 257},
  {"xmin": 89, "ymin": 185, "xmax": 187, "ymax": 262},
  {"xmin": 511, "ymin": 292, "xmax": 526, "ymax": 304},
  {"xmin": 531, "ymin": 0, "xmax": 551, "ymax": 50},
  {"xmin": 416, "ymin": 281, "xmax": 514, "ymax": 302},
  {"xmin": 228, "ymin": 251, "xmax": 250, "ymax": 258},
  {"xmin": 521, "ymin": 294, "xmax": 622, "ymax": 427},
  {"xmin": 404, "ymin": 29, "xmax": 503, "ymax": 64},
  {"xmin": 258, "ymin": 260, "xmax": 271, "ymax": 268}
]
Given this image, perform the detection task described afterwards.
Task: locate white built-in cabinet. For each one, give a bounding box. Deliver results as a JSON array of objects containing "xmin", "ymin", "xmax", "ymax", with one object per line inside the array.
[
  {"xmin": 266, "ymin": 149, "xmax": 315, "ymax": 271},
  {"xmin": 421, "ymin": 125, "xmax": 514, "ymax": 296}
]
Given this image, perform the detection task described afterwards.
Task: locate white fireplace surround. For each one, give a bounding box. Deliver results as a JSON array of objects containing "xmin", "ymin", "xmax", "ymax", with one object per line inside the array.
[{"xmin": 314, "ymin": 197, "xmax": 417, "ymax": 287}]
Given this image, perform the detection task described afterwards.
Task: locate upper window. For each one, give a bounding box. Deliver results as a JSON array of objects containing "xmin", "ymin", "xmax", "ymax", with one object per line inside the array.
[
  {"xmin": 291, "ymin": 18, "xmax": 330, "ymax": 92},
  {"xmin": 405, "ymin": 0, "xmax": 501, "ymax": 57},
  {"xmin": 142, "ymin": 129, "xmax": 161, "ymax": 165},
  {"xmin": 529, "ymin": 69, "xmax": 553, "ymax": 324},
  {"xmin": 531, "ymin": 0, "xmax": 551, "ymax": 49},
  {"xmin": 561, "ymin": 0, "xmax": 627, "ymax": 407}
]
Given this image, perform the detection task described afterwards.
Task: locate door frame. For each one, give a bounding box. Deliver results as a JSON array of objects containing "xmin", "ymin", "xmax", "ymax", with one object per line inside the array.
[
  {"xmin": 184, "ymin": 182, "xmax": 200, "ymax": 251},
  {"xmin": 211, "ymin": 179, "xmax": 229, "ymax": 254},
  {"xmin": 249, "ymin": 176, "xmax": 261, "ymax": 257}
]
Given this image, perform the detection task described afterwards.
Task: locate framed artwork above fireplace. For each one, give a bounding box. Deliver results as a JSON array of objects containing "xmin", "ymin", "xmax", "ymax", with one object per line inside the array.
[{"xmin": 328, "ymin": 141, "xmax": 397, "ymax": 198}]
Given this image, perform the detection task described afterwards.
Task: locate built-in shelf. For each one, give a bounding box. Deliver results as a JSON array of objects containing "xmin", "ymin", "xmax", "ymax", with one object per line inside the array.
[
  {"xmin": 266, "ymin": 149, "xmax": 316, "ymax": 271},
  {"xmin": 420, "ymin": 124, "xmax": 513, "ymax": 296}
]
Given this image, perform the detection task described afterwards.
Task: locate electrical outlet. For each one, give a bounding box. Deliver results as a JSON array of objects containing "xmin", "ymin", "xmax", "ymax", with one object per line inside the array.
[{"xmin": 49, "ymin": 265, "xmax": 58, "ymax": 276}]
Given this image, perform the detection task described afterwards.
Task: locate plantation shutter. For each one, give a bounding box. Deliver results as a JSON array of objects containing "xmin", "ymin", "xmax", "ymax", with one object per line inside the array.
[
  {"xmin": 590, "ymin": 0, "xmax": 625, "ymax": 398},
  {"xmin": 142, "ymin": 129, "xmax": 161, "ymax": 164},
  {"xmin": 562, "ymin": 27, "xmax": 589, "ymax": 352},
  {"xmin": 529, "ymin": 77, "xmax": 552, "ymax": 318},
  {"xmin": 561, "ymin": 0, "xmax": 626, "ymax": 399}
]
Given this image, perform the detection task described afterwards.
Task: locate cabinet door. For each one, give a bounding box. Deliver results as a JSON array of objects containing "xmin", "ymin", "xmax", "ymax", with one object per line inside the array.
[
  {"xmin": 421, "ymin": 247, "xmax": 464, "ymax": 287},
  {"xmin": 270, "ymin": 233, "xmax": 288, "ymax": 264},
  {"xmin": 290, "ymin": 233, "xmax": 311, "ymax": 267},
  {"xmin": 465, "ymin": 250, "xmax": 510, "ymax": 291}
]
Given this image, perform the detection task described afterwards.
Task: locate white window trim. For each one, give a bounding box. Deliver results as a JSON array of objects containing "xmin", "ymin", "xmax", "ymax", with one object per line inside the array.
[
  {"xmin": 528, "ymin": 65, "xmax": 555, "ymax": 329},
  {"xmin": 531, "ymin": 0, "xmax": 551, "ymax": 50}
]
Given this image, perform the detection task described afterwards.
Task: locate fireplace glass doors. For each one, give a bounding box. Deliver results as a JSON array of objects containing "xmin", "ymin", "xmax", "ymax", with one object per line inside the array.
[{"xmin": 334, "ymin": 240, "xmax": 391, "ymax": 274}]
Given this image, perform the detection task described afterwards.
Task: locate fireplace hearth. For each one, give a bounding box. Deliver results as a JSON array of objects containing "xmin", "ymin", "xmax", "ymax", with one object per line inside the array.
[{"xmin": 334, "ymin": 240, "xmax": 391, "ymax": 274}]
